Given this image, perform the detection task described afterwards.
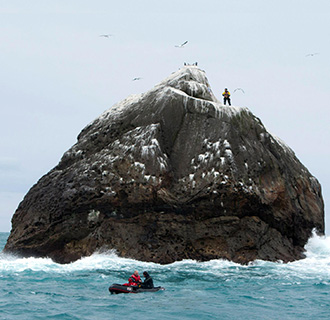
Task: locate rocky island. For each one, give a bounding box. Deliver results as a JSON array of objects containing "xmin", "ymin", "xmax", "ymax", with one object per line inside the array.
[{"xmin": 4, "ymin": 66, "xmax": 324, "ymax": 264}]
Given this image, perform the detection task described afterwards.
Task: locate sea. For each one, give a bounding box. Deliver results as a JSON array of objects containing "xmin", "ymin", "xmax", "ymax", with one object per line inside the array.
[{"xmin": 1, "ymin": 232, "xmax": 330, "ymax": 320}]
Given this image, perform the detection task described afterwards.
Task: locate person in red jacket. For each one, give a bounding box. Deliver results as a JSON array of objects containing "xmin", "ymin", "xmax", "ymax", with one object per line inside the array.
[{"xmin": 123, "ymin": 270, "xmax": 142, "ymax": 287}]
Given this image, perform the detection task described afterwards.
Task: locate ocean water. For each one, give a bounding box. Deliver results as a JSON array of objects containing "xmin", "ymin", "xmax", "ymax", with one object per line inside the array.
[{"xmin": 1, "ymin": 232, "xmax": 330, "ymax": 320}]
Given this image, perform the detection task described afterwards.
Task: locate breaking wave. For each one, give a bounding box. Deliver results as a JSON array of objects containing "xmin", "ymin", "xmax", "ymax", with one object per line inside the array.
[
  {"xmin": 1, "ymin": 232, "xmax": 329, "ymax": 279},
  {"xmin": 1, "ymin": 231, "xmax": 330, "ymax": 320}
]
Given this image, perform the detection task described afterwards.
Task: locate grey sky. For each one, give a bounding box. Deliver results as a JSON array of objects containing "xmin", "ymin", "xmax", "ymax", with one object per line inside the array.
[{"xmin": 1, "ymin": 0, "xmax": 329, "ymax": 232}]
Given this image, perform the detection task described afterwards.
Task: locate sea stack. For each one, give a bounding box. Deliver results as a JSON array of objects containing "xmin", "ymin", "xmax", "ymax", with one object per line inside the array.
[{"xmin": 4, "ymin": 66, "xmax": 324, "ymax": 264}]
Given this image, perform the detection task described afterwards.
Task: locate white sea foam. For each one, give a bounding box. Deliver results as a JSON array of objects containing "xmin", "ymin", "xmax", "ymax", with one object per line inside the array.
[{"xmin": 1, "ymin": 232, "xmax": 329, "ymax": 278}]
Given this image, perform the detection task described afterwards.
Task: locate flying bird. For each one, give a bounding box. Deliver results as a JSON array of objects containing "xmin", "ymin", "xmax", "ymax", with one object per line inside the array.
[
  {"xmin": 233, "ymin": 88, "xmax": 245, "ymax": 94},
  {"xmin": 305, "ymin": 53, "xmax": 319, "ymax": 57},
  {"xmin": 175, "ymin": 40, "xmax": 188, "ymax": 48},
  {"xmin": 132, "ymin": 77, "xmax": 142, "ymax": 81},
  {"xmin": 100, "ymin": 34, "xmax": 113, "ymax": 38}
]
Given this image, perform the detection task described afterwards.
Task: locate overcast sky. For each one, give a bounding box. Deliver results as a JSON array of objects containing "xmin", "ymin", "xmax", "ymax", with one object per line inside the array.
[{"xmin": 1, "ymin": 0, "xmax": 329, "ymax": 233}]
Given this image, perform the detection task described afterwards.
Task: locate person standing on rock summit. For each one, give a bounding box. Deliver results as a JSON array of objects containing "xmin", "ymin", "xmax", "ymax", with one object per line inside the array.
[{"xmin": 222, "ymin": 88, "xmax": 231, "ymax": 106}]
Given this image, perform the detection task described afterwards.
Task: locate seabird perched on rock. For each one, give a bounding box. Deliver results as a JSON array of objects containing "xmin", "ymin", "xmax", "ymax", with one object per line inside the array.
[{"xmin": 184, "ymin": 62, "xmax": 198, "ymax": 66}]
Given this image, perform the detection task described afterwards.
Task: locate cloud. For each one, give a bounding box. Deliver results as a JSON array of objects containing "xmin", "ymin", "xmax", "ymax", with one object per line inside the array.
[
  {"xmin": 0, "ymin": 157, "xmax": 21, "ymax": 172},
  {"xmin": 0, "ymin": 191, "xmax": 25, "ymax": 232}
]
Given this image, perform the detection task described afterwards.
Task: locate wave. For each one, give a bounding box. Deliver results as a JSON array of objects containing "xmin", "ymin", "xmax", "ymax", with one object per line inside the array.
[{"xmin": 1, "ymin": 232, "xmax": 330, "ymax": 279}]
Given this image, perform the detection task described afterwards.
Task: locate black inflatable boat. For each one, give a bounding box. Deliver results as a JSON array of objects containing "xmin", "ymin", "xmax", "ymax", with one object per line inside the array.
[{"xmin": 109, "ymin": 283, "xmax": 165, "ymax": 294}]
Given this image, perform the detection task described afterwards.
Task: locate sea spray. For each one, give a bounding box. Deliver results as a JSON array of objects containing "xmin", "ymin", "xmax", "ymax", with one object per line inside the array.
[
  {"xmin": 1, "ymin": 232, "xmax": 330, "ymax": 319},
  {"xmin": 1, "ymin": 231, "xmax": 330, "ymax": 277}
]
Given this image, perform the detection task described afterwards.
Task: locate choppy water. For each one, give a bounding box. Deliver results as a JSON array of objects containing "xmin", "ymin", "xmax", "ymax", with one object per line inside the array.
[{"xmin": 1, "ymin": 232, "xmax": 330, "ymax": 319}]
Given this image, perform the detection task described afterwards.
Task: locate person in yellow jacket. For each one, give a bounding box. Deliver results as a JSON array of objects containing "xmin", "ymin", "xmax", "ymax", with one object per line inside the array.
[{"xmin": 222, "ymin": 88, "xmax": 231, "ymax": 106}]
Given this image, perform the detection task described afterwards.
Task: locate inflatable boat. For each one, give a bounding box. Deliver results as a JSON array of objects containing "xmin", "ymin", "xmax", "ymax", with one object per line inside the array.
[{"xmin": 109, "ymin": 283, "xmax": 165, "ymax": 294}]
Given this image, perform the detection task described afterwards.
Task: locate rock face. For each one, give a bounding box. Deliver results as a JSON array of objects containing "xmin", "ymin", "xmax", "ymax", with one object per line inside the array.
[{"xmin": 4, "ymin": 66, "xmax": 324, "ymax": 264}]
